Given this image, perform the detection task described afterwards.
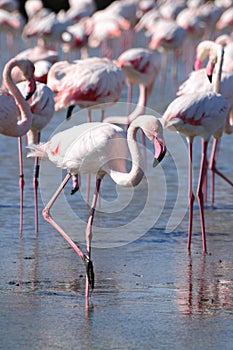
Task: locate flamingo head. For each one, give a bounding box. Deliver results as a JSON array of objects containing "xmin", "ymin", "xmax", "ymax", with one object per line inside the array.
[
  {"xmin": 17, "ymin": 59, "xmax": 36, "ymax": 100},
  {"xmin": 132, "ymin": 115, "xmax": 167, "ymax": 166}
]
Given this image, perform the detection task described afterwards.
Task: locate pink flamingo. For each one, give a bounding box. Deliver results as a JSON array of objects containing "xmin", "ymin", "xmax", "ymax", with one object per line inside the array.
[
  {"xmin": 9, "ymin": 45, "xmax": 59, "ymax": 84},
  {"xmin": 16, "ymin": 80, "xmax": 55, "ymax": 233},
  {"xmin": 105, "ymin": 47, "xmax": 161, "ymax": 125},
  {"xmin": 61, "ymin": 20, "xmax": 90, "ymax": 60},
  {"xmin": 27, "ymin": 114, "xmax": 167, "ymax": 304},
  {"xmin": 147, "ymin": 18, "xmax": 186, "ymax": 91},
  {"xmin": 22, "ymin": 8, "xmax": 72, "ymax": 50},
  {"xmin": 4, "ymin": 52, "xmax": 56, "ymax": 232},
  {"xmin": 86, "ymin": 9, "xmax": 131, "ymax": 59},
  {"xmin": 162, "ymin": 43, "xmax": 229, "ymax": 253},
  {"xmin": 47, "ymin": 56, "xmax": 125, "ymax": 202},
  {"xmin": 216, "ymin": 6, "xmax": 233, "ymax": 32},
  {"xmin": 0, "ymin": 58, "xmax": 36, "ymax": 234},
  {"xmin": 47, "ymin": 57, "xmax": 125, "ymax": 121},
  {"xmin": 179, "ymin": 40, "xmax": 233, "ymax": 204}
]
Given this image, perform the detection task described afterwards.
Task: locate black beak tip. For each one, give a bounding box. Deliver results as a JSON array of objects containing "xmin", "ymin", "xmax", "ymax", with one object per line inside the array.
[
  {"xmin": 25, "ymin": 91, "xmax": 34, "ymax": 101},
  {"xmin": 207, "ymin": 74, "xmax": 212, "ymax": 83},
  {"xmin": 153, "ymin": 158, "xmax": 159, "ymax": 167},
  {"xmin": 153, "ymin": 149, "xmax": 166, "ymax": 167}
]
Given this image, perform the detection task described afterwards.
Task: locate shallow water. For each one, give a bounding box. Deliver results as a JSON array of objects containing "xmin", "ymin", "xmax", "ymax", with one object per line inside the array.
[{"xmin": 1, "ymin": 33, "xmax": 233, "ymax": 350}]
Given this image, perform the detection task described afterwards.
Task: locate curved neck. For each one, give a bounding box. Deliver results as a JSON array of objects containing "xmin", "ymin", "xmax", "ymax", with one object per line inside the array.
[
  {"xmin": 109, "ymin": 125, "xmax": 144, "ymax": 187},
  {"xmin": 213, "ymin": 46, "xmax": 224, "ymax": 94},
  {"xmin": 3, "ymin": 60, "xmax": 32, "ymax": 136}
]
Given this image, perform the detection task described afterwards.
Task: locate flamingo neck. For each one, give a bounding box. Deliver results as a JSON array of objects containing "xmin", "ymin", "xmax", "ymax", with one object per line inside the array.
[
  {"xmin": 3, "ymin": 60, "xmax": 32, "ymax": 136},
  {"xmin": 109, "ymin": 125, "xmax": 144, "ymax": 187},
  {"xmin": 214, "ymin": 46, "xmax": 224, "ymax": 94}
]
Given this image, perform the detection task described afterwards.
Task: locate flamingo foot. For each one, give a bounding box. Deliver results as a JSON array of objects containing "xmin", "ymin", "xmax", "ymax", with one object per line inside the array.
[{"xmin": 83, "ymin": 255, "xmax": 95, "ymax": 291}]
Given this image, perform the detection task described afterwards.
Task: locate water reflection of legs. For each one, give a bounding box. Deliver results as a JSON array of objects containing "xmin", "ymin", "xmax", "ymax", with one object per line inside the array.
[{"xmin": 177, "ymin": 254, "xmax": 233, "ymax": 316}]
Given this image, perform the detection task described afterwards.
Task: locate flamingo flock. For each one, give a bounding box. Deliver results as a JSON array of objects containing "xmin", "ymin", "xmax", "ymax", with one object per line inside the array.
[{"xmin": 0, "ymin": 0, "xmax": 233, "ymax": 305}]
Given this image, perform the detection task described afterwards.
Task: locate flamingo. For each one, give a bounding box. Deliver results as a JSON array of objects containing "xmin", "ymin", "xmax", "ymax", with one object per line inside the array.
[
  {"xmin": 48, "ymin": 56, "xmax": 125, "ymax": 203},
  {"xmin": 103, "ymin": 47, "xmax": 161, "ymax": 126},
  {"xmin": 22, "ymin": 8, "xmax": 73, "ymax": 49},
  {"xmin": 5, "ymin": 45, "xmax": 59, "ymax": 85},
  {"xmin": 16, "ymin": 80, "xmax": 55, "ymax": 233},
  {"xmin": 178, "ymin": 40, "xmax": 233, "ymax": 204},
  {"xmin": 27, "ymin": 114, "xmax": 167, "ymax": 304},
  {"xmin": 216, "ymin": 6, "xmax": 233, "ymax": 32},
  {"xmin": 47, "ymin": 57, "xmax": 125, "ymax": 121},
  {"xmin": 86, "ymin": 9, "xmax": 131, "ymax": 59},
  {"xmin": 0, "ymin": 57, "xmax": 36, "ymax": 234},
  {"xmin": 147, "ymin": 18, "xmax": 186, "ymax": 91},
  {"xmin": 162, "ymin": 43, "xmax": 229, "ymax": 253}
]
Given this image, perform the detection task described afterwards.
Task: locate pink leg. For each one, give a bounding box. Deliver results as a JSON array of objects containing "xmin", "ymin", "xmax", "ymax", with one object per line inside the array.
[
  {"xmin": 42, "ymin": 172, "xmax": 94, "ymax": 300},
  {"xmin": 85, "ymin": 176, "xmax": 102, "ymax": 299},
  {"xmin": 209, "ymin": 138, "xmax": 233, "ymax": 206},
  {"xmin": 159, "ymin": 50, "xmax": 168, "ymax": 97},
  {"xmin": 86, "ymin": 109, "xmax": 92, "ymax": 205},
  {"xmin": 18, "ymin": 137, "xmax": 24, "ymax": 237},
  {"xmin": 202, "ymin": 157, "xmax": 208, "ymax": 203},
  {"xmin": 196, "ymin": 140, "xmax": 208, "ymax": 253},
  {"xmin": 187, "ymin": 141, "xmax": 195, "ymax": 251}
]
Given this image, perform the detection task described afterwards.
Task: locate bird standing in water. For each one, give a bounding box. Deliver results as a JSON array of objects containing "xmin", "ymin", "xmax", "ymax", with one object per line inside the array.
[
  {"xmin": 0, "ymin": 57, "xmax": 36, "ymax": 234},
  {"xmin": 162, "ymin": 43, "xmax": 229, "ymax": 253},
  {"xmin": 27, "ymin": 114, "xmax": 166, "ymax": 305}
]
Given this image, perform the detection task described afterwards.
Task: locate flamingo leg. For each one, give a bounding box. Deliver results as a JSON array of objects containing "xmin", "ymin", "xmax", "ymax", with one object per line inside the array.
[
  {"xmin": 187, "ymin": 140, "xmax": 195, "ymax": 251},
  {"xmin": 85, "ymin": 176, "xmax": 102, "ymax": 299},
  {"xmin": 86, "ymin": 109, "xmax": 92, "ymax": 205},
  {"xmin": 33, "ymin": 132, "xmax": 41, "ymax": 234},
  {"xmin": 209, "ymin": 138, "xmax": 233, "ymax": 206},
  {"xmin": 159, "ymin": 50, "xmax": 168, "ymax": 97},
  {"xmin": 18, "ymin": 137, "xmax": 24, "ymax": 236},
  {"xmin": 196, "ymin": 140, "xmax": 208, "ymax": 253},
  {"xmin": 42, "ymin": 172, "xmax": 94, "ymax": 300},
  {"xmin": 202, "ymin": 157, "xmax": 208, "ymax": 203}
]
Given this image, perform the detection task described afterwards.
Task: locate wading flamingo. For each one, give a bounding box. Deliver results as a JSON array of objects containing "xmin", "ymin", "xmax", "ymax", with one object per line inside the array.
[
  {"xmin": 162, "ymin": 43, "xmax": 229, "ymax": 253},
  {"xmin": 179, "ymin": 40, "xmax": 233, "ymax": 204},
  {"xmin": 17, "ymin": 80, "xmax": 55, "ymax": 233},
  {"xmin": 0, "ymin": 58, "xmax": 36, "ymax": 234},
  {"xmin": 27, "ymin": 114, "xmax": 167, "ymax": 304}
]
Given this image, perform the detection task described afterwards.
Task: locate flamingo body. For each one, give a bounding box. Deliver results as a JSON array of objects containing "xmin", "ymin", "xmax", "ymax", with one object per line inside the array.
[
  {"xmin": 116, "ymin": 47, "xmax": 161, "ymax": 91},
  {"xmin": 0, "ymin": 90, "xmax": 21, "ymax": 136},
  {"xmin": 163, "ymin": 91, "xmax": 229, "ymax": 140},
  {"xmin": 47, "ymin": 57, "xmax": 125, "ymax": 111},
  {"xmin": 17, "ymin": 81, "xmax": 55, "ymax": 136},
  {"xmin": 30, "ymin": 122, "xmax": 128, "ymax": 176}
]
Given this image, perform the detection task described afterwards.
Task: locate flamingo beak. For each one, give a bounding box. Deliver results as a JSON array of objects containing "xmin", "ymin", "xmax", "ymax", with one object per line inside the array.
[
  {"xmin": 153, "ymin": 138, "xmax": 166, "ymax": 167},
  {"xmin": 206, "ymin": 59, "xmax": 215, "ymax": 84},
  {"xmin": 25, "ymin": 77, "xmax": 36, "ymax": 100},
  {"xmin": 193, "ymin": 57, "xmax": 202, "ymax": 70}
]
